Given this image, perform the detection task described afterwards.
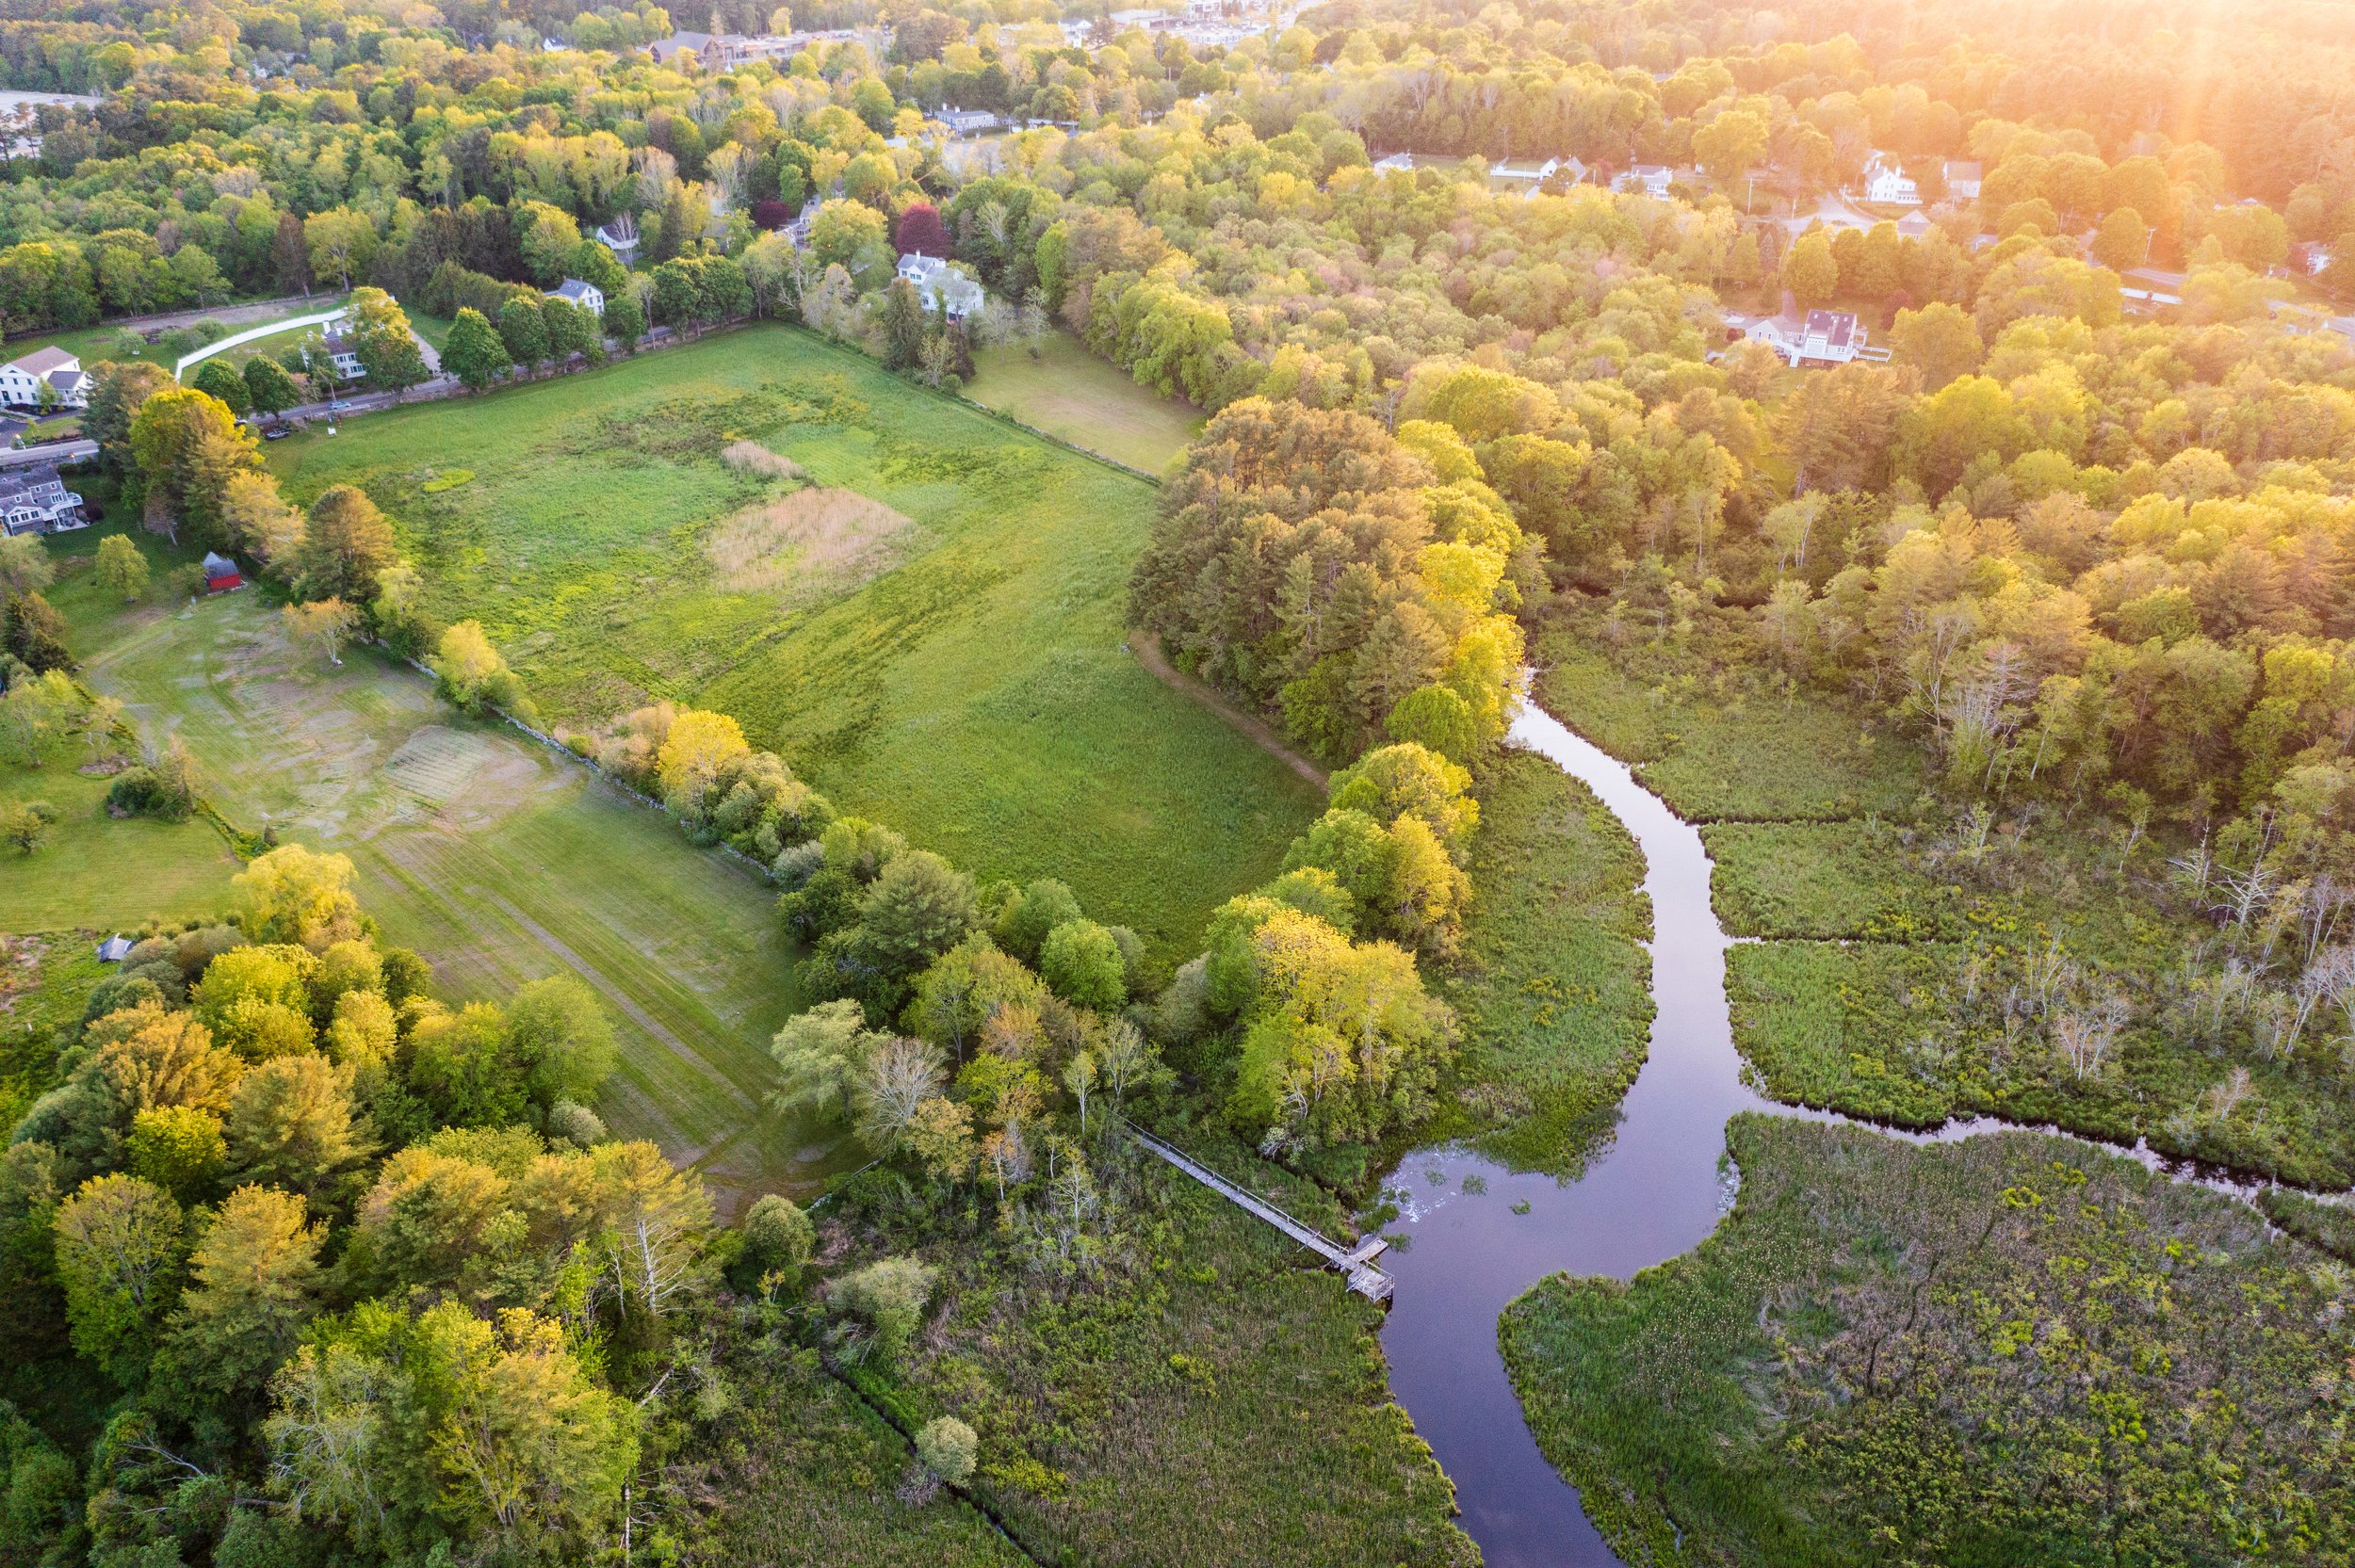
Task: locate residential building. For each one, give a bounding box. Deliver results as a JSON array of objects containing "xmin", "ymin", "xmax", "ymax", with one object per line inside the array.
[
  {"xmin": 0, "ymin": 469, "xmax": 87, "ymax": 537},
  {"xmin": 1622, "ymin": 164, "xmax": 1675, "ymax": 197},
  {"xmin": 1723, "ymin": 307, "xmax": 1889, "ymax": 367},
  {"xmin": 94, "ymin": 935, "xmax": 134, "ymax": 963},
  {"xmin": 547, "ymin": 277, "xmax": 606, "ymax": 316},
  {"xmin": 1942, "ymin": 161, "xmax": 1983, "ymax": 200},
  {"xmin": 895, "ymin": 253, "xmax": 984, "ymax": 320},
  {"xmin": 938, "ymin": 107, "xmax": 1001, "ymax": 135},
  {"xmin": 1490, "ymin": 155, "xmax": 1560, "ymax": 185},
  {"xmin": 314, "ymin": 330, "xmax": 365, "ymax": 382},
  {"xmin": 783, "ymin": 197, "xmax": 822, "ymax": 247},
  {"xmin": 0, "ymin": 346, "xmax": 89, "ymax": 410},
  {"xmin": 1861, "ymin": 153, "xmax": 1920, "ymax": 205},
  {"xmin": 1895, "ymin": 211, "xmax": 1934, "ymax": 239},
  {"xmin": 593, "ymin": 214, "xmax": 641, "ymax": 264}
]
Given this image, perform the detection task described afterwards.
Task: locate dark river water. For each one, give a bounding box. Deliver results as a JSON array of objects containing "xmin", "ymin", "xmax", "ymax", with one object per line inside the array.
[{"xmin": 1372, "ymin": 698, "xmax": 2273, "ymax": 1566}]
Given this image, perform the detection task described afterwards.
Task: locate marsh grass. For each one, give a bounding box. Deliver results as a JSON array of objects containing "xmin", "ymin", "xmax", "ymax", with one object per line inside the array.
[{"xmin": 1501, "ymin": 1115, "xmax": 2355, "ymax": 1566}]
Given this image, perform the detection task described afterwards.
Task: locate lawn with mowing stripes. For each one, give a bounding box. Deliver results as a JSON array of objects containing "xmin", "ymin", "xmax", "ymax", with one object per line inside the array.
[
  {"xmin": 267, "ymin": 324, "xmax": 1319, "ymax": 963},
  {"xmin": 56, "ymin": 579, "xmax": 844, "ymax": 1201}
]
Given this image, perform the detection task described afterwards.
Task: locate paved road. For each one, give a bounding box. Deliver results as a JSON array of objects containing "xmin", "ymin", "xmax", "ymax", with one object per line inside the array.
[{"xmin": 0, "ymin": 439, "xmax": 94, "ymax": 468}]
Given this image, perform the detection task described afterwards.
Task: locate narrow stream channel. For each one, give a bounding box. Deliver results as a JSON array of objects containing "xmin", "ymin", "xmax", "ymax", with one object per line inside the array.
[
  {"xmin": 1375, "ymin": 698, "xmax": 1777, "ymax": 1567},
  {"xmin": 1373, "ymin": 698, "xmax": 2275, "ymax": 1566}
]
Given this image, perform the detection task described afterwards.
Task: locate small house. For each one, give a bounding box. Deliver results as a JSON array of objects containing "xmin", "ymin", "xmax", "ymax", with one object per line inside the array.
[
  {"xmin": 546, "ymin": 277, "xmax": 606, "ymax": 317},
  {"xmin": 95, "ymin": 935, "xmax": 134, "ymax": 963},
  {"xmin": 0, "ymin": 346, "xmax": 89, "ymax": 410},
  {"xmin": 1942, "ymin": 161, "xmax": 1983, "ymax": 201},
  {"xmin": 1490, "ymin": 155, "xmax": 1560, "ymax": 185},
  {"xmin": 938, "ymin": 107, "xmax": 1000, "ymax": 135},
  {"xmin": 593, "ymin": 214, "xmax": 641, "ymax": 264},
  {"xmin": 1371, "ymin": 152, "xmax": 1416, "ymax": 174},
  {"xmin": 312, "ymin": 330, "xmax": 365, "ymax": 382},
  {"xmin": 1894, "ymin": 211, "xmax": 1934, "ymax": 239},
  {"xmin": 1861, "ymin": 154, "xmax": 1919, "ymax": 206},
  {"xmin": 1622, "ymin": 164, "xmax": 1675, "ymax": 198},
  {"xmin": 202, "ymin": 552, "xmax": 244, "ymax": 592}
]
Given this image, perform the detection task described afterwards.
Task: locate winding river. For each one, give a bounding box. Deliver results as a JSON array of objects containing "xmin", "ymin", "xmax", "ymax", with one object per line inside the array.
[{"xmin": 1372, "ymin": 697, "xmax": 2263, "ymax": 1567}]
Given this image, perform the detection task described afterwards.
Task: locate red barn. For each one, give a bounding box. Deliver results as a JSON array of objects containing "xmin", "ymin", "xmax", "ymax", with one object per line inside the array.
[{"xmin": 201, "ymin": 552, "xmax": 244, "ymax": 592}]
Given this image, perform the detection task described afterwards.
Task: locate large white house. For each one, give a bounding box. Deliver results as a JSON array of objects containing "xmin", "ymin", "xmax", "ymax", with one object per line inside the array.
[
  {"xmin": 0, "ymin": 346, "xmax": 89, "ymax": 410},
  {"xmin": 1622, "ymin": 164, "xmax": 1676, "ymax": 197},
  {"xmin": 1724, "ymin": 307, "xmax": 1892, "ymax": 368},
  {"xmin": 1861, "ymin": 153, "xmax": 1920, "ymax": 205},
  {"xmin": 895, "ymin": 252, "xmax": 983, "ymax": 320},
  {"xmin": 546, "ymin": 277, "xmax": 606, "ymax": 316}
]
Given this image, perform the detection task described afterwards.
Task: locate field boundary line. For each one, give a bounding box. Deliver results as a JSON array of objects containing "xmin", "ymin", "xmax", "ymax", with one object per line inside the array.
[
  {"xmin": 1128, "ymin": 632, "xmax": 1327, "ymax": 787},
  {"xmin": 773, "ymin": 322, "xmax": 1170, "ymax": 485}
]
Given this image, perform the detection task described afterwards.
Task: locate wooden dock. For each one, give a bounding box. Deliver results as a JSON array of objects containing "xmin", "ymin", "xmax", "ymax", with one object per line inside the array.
[{"xmin": 1124, "ymin": 1122, "xmax": 1394, "ymax": 1302}]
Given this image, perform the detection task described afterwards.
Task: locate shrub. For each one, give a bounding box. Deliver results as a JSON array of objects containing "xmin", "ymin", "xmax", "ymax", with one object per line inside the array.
[{"xmin": 915, "ymin": 1415, "xmax": 978, "ymax": 1486}]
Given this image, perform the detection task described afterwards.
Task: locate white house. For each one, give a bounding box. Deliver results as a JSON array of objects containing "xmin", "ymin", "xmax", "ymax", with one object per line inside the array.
[
  {"xmin": 1623, "ymin": 164, "xmax": 1674, "ymax": 197},
  {"xmin": 312, "ymin": 330, "xmax": 365, "ymax": 382},
  {"xmin": 0, "ymin": 469, "xmax": 87, "ymax": 537},
  {"xmin": 1942, "ymin": 161, "xmax": 1983, "ymax": 201},
  {"xmin": 895, "ymin": 253, "xmax": 983, "ymax": 321},
  {"xmin": 593, "ymin": 214, "xmax": 640, "ymax": 264},
  {"xmin": 546, "ymin": 277, "xmax": 605, "ymax": 316},
  {"xmin": 1371, "ymin": 152, "xmax": 1416, "ymax": 174},
  {"xmin": 1861, "ymin": 154, "xmax": 1919, "ymax": 206},
  {"xmin": 938, "ymin": 107, "xmax": 1000, "ymax": 135},
  {"xmin": 1724, "ymin": 307, "xmax": 1889, "ymax": 368},
  {"xmin": 1490, "ymin": 155, "xmax": 1560, "ymax": 185},
  {"xmin": 0, "ymin": 346, "xmax": 88, "ymax": 410}
]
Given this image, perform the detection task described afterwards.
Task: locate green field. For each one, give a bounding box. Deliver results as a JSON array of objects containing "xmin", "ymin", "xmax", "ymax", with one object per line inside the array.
[
  {"xmin": 268, "ymin": 324, "xmax": 1317, "ymax": 959},
  {"xmin": 1501, "ymin": 1115, "xmax": 2353, "ymax": 1566},
  {"xmin": 27, "ymin": 533, "xmax": 844, "ymax": 1199},
  {"xmin": 964, "ymin": 330, "xmax": 1202, "ymax": 475},
  {"xmin": 1438, "ymin": 750, "xmax": 1653, "ymax": 1170}
]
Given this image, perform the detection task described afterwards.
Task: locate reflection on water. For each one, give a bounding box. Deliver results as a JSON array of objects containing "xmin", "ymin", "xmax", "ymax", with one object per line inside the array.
[
  {"xmin": 1376, "ymin": 701, "xmax": 1773, "ymax": 1566},
  {"xmin": 1374, "ymin": 700, "xmax": 2277, "ymax": 1567}
]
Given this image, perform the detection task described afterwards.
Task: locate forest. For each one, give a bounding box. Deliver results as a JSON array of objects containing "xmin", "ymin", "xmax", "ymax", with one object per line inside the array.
[{"xmin": 4, "ymin": 0, "xmax": 2355, "ymax": 1560}]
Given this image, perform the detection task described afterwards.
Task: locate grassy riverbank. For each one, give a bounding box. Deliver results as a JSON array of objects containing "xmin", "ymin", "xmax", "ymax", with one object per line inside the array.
[
  {"xmin": 1439, "ymin": 750, "xmax": 1653, "ymax": 1171},
  {"xmin": 1501, "ymin": 1114, "xmax": 2355, "ymax": 1566},
  {"xmin": 1532, "ymin": 605, "xmax": 2355, "ymax": 1187}
]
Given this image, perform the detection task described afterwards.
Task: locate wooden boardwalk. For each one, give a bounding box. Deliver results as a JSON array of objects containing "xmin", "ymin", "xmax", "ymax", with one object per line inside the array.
[{"xmin": 1125, "ymin": 1122, "xmax": 1394, "ymax": 1302}]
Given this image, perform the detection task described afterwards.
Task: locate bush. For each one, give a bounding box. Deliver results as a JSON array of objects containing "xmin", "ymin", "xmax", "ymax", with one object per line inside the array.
[
  {"xmin": 915, "ymin": 1415, "xmax": 978, "ymax": 1486},
  {"xmin": 742, "ymin": 1193, "xmax": 815, "ymax": 1279},
  {"xmin": 106, "ymin": 765, "xmax": 195, "ymax": 822}
]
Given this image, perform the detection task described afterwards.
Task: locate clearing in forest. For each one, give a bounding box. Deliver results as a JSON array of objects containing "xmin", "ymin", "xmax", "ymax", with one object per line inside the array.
[{"xmin": 268, "ymin": 323, "xmax": 1316, "ymax": 959}]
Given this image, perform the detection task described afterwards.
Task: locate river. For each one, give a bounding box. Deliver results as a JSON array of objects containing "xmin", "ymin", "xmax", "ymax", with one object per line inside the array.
[{"xmin": 1372, "ymin": 696, "xmax": 2274, "ymax": 1566}]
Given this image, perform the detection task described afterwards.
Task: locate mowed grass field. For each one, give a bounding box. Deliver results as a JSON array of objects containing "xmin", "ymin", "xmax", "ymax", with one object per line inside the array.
[
  {"xmin": 268, "ymin": 324, "xmax": 1316, "ymax": 959},
  {"xmin": 35, "ymin": 535, "xmax": 847, "ymax": 1201},
  {"xmin": 964, "ymin": 330, "xmax": 1202, "ymax": 474}
]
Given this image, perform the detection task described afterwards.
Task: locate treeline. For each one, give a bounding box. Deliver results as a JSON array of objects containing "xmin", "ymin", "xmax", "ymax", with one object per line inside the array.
[{"xmin": 0, "ymin": 845, "xmax": 724, "ymax": 1567}]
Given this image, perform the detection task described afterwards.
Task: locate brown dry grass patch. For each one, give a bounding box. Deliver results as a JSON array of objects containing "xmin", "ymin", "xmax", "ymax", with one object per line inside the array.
[
  {"xmin": 705, "ymin": 487, "xmax": 917, "ymax": 597},
  {"xmin": 720, "ymin": 440, "xmax": 806, "ymax": 480}
]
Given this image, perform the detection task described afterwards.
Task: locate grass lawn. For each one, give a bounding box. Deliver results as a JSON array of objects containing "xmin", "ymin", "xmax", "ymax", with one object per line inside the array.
[
  {"xmin": 1501, "ymin": 1115, "xmax": 2353, "ymax": 1566},
  {"xmin": 4, "ymin": 297, "xmax": 340, "ymax": 381},
  {"xmin": 39, "ymin": 530, "xmax": 846, "ymax": 1200},
  {"xmin": 268, "ymin": 324, "xmax": 1317, "ymax": 961},
  {"xmin": 1438, "ymin": 750, "xmax": 1653, "ymax": 1171},
  {"xmin": 963, "ymin": 330, "xmax": 1202, "ymax": 475}
]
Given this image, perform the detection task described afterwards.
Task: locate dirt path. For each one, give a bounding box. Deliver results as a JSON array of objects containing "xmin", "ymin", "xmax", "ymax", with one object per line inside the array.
[{"xmin": 1129, "ymin": 632, "xmax": 1328, "ymax": 788}]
